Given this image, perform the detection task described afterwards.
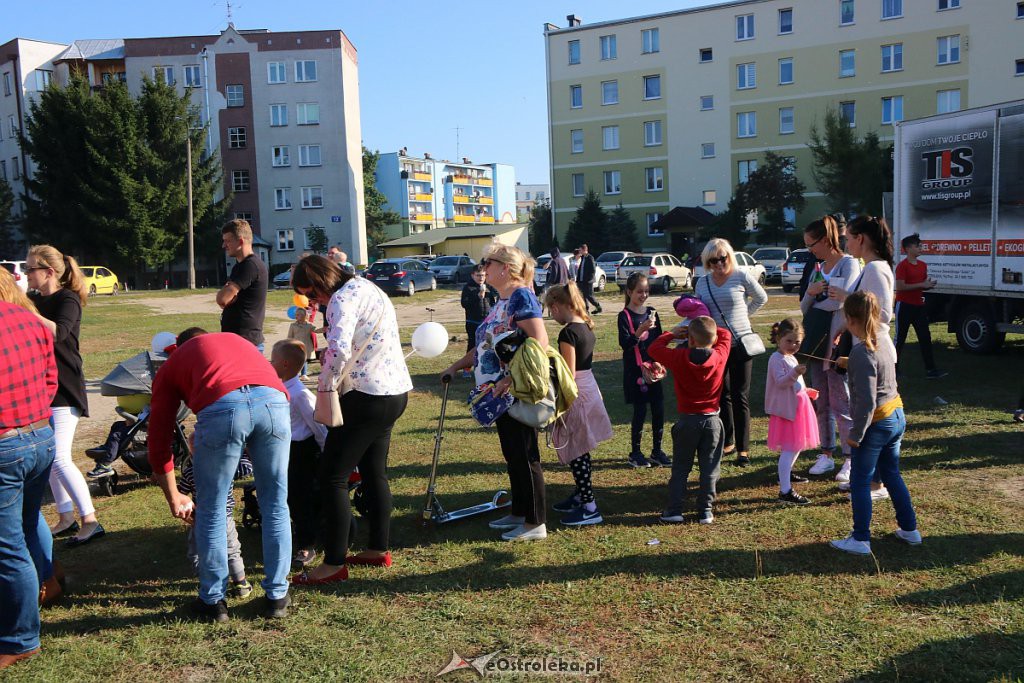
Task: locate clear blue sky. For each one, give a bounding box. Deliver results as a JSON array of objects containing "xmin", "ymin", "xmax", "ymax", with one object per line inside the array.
[{"xmin": 7, "ymin": 0, "xmax": 714, "ymax": 184}]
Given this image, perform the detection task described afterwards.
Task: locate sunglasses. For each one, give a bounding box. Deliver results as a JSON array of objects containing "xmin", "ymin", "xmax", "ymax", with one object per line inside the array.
[
  {"xmin": 24, "ymin": 266, "xmax": 50, "ymax": 272},
  {"xmin": 804, "ymin": 235, "xmax": 824, "ymax": 249},
  {"xmin": 708, "ymin": 256, "xmax": 728, "ymax": 266}
]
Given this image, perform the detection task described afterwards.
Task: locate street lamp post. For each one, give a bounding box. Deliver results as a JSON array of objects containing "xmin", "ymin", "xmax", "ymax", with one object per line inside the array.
[{"xmin": 185, "ymin": 132, "xmax": 196, "ymax": 290}]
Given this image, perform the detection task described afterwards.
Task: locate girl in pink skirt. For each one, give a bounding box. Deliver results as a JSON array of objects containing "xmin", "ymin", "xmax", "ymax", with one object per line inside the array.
[
  {"xmin": 765, "ymin": 318, "xmax": 820, "ymax": 505},
  {"xmin": 546, "ymin": 282, "xmax": 614, "ymax": 526}
]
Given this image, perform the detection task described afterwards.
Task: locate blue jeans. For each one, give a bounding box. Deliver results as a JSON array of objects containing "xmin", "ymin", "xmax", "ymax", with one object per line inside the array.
[
  {"xmin": 192, "ymin": 386, "xmax": 291, "ymax": 604},
  {"xmin": 0, "ymin": 423, "xmax": 55, "ymax": 655},
  {"xmin": 850, "ymin": 409, "xmax": 916, "ymax": 542}
]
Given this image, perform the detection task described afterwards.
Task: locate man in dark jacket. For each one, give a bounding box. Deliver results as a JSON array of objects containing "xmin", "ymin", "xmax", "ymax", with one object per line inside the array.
[
  {"xmin": 575, "ymin": 243, "xmax": 603, "ymax": 314},
  {"xmin": 545, "ymin": 247, "xmax": 570, "ymax": 289},
  {"xmin": 461, "ymin": 265, "xmax": 498, "ymax": 351}
]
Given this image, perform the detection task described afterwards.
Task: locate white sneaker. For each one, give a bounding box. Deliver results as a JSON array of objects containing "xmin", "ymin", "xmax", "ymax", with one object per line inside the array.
[
  {"xmin": 894, "ymin": 528, "xmax": 922, "ymax": 545},
  {"xmin": 830, "ymin": 534, "xmax": 871, "ymax": 555},
  {"xmin": 698, "ymin": 511, "xmax": 715, "ymax": 525},
  {"xmin": 501, "ymin": 524, "xmax": 547, "ymax": 541},
  {"xmin": 837, "ymin": 481, "xmax": 851, "ymax": 492},
  {"xmin": 488, "ymin": 514, "xmax": 525, "ymax": 530},
  {"xmin": 871, "ymin": 486, "xmax": 891, "ymax": 501},
  {"xmin": 808, "ymin": 454, "xmax": 836, "ymax": 475},
  {"xmin": 835, "ymin": 459, "xmax": 851, "ymax": 483}
]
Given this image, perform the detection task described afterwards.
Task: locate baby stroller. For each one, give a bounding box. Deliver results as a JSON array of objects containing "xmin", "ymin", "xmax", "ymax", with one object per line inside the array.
[{"xmin": 86, "ymin": 350, "xmax": 191, "ymax": 496}]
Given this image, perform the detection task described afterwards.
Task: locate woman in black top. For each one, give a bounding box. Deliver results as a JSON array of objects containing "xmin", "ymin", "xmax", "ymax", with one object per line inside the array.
[{"xmin": 26, "ymin": 245, "xmax": 104, "ymax": 547}]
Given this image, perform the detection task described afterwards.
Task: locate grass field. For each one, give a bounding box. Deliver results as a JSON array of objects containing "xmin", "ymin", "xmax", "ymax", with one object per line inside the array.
[{"xmin": 14, "ymin": 286, "xmax": 1024, "ymax": 682}]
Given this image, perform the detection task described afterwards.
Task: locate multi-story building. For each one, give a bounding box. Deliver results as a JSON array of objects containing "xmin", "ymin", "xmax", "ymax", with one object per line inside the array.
[
  {"xmin": 376, "ymin": 150, "xmax": 517, "ymax": 239},
  {"xmin": 545, "ymin": 1, "xmax": 1024, "ymax": 251},
  {"xmin": 1, "ymin": 26, "xmax": 367, "ymax": 267},
  {"xmin": 515, "ymin": 182, "xmax": 550, "ymax": 221}
]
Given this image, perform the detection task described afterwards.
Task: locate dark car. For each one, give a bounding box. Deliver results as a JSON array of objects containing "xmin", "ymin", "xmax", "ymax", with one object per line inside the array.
[
  {"xmin": 364, "ymin": 258, "xmax": 437, "ymax": 296},
  {"xmin": 429, "ymin": 255, "xmax": 477, "ymax": 284}
]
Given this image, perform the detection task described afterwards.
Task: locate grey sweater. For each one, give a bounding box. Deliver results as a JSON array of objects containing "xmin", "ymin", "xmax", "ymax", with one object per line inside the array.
[
  {"xmin": 848, "ymin": 336, "xmax": 900, "ymax": 443},
  {"xmin": 696, "ymin": 270, "xmax": 768, "ymax": 347}
]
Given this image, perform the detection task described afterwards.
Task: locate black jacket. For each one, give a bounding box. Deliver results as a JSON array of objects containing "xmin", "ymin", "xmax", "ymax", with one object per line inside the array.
[
  {"xmin": 576, "ymin": 254, "xmax": 596, "ymax": 284},
  {"xmin": 461, "ymin": 282, "xmax": 498, "ymax": 324}
]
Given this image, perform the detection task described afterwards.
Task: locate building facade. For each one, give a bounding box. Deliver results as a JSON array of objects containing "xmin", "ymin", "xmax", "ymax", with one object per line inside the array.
[
  {"xmin": 515, "ymin": 182, "xmax": 550, "ymax": 221},
  {"xmin": 545, "ymin": 0, "xmax": 1024, "ymax": 250}
]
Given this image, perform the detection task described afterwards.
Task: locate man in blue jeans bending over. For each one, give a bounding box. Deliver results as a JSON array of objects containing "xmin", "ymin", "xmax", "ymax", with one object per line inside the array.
[
  {"xmin": 149, "ymin": 328, "xmax": 292, "ymax": 622},
  {"xmin": 0, "ymin": 301, "xmax": 58, "ymax": 672}
]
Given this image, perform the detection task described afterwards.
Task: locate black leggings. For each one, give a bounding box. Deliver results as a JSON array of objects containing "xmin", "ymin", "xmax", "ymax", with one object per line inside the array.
[
  {"xmin": 894, "ymin": 302, "xmax": 936, "ymax": 372},
  {"xmin": 631, "ymin": 400, "xmax": 665, "ymax": 454},
  {"xmin": 288, "ymin": 436, "xmax": 321, "ymax": 550},
  {"xmin": 720, "ymin": 348, "xmax": 753, "ymax": 453},
  {"xmin": 569, "ymin": 453, "xmax": 595, "ymax": 504},
  {"xmin": 320, "ymin": 391, "xmax": 408, "ymax": 565},
  {"xmin": 495, "ymin": 414, "xmax": 546, "ymax": 524}
]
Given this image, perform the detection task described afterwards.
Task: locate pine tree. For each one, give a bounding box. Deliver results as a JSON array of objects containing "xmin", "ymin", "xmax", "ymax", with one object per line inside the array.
[
  {"xmin": 564, "ymin": 190, "xmax": 610, "ymax": 255},
  {"xmin": 607, "ymin": 203, "xmax": 642, "ymax": 252},
  {"xmin": 808, "ymin": 107, "xmax": 893, "ymax": 217},
  {"xmin": 734, "ymin": 152, "xmax": 805, "ymax": 245},
  {"xmin": 527, "ymin": 201, "xmax": 555, "ymax": 255},
  {"xmin": 363, "ymin": 146, "xmax": 400, "ymax": 258}
]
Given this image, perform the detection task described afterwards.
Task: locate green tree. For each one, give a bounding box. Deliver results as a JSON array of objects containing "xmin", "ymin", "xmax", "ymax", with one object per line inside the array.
[
  {"xmin": 564, "ymin": 189, "xmax": 610, "ymax": 255},
  {"xmin": 807, "ymin": 107, "xmax": 893, "ymax": 217},
  {"xmin": 362, "ymin": 146, "xmax": 400, "ymax": 258},
  {"xmin": 705, "ymin": 195, "xmax": 751, "ymax": 252},
  {"xmin": 734, "ymin": 152, "xmax": 806, "ymax": 245},
  {"xmin": 305, "ymin": 224, "xmax": 328, "ymax": 254},
  {"xmin": 0, "ymin": 177, "xmax": 13, "ymax": 256},
  {"xmin": 527, "ymin": 201, "xmax": 555, "ymax": 255},
  {"xmin": 607, "ymin": 203, "xmax": 642, "ymax": 252}
]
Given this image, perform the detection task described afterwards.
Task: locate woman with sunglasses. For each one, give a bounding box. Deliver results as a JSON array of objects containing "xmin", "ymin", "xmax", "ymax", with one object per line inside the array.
[{"xmin": 694, "ymin": 238, "xmax": 768, "ymax": 467}]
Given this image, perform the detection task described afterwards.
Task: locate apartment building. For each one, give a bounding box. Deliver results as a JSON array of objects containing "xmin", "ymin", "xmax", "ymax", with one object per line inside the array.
[
  {"xmin": 515, "ymin": 182, "xmax": 550, "ymax": 221},
  {"xmin": 544, "ymin": 0, "xmax": 1024, "ymax": 251},
  {"xmin": 376, "ymin": 149, "xmax": 517, "ymax": 239}
]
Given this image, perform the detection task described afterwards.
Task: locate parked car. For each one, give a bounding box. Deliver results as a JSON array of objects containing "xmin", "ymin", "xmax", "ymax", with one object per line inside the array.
[
  {"xmin": 1, "ymin": 260, "xmax": 29, "ymax": 292},
  {"xmin": 428, "ymin": 255, "xmax": 477, "ymax": 284},
  {"xmin": 691, "ymin": 251, "xmax": 766, "ymax": 286},
  {"xmin": 407, "ymin": 254, "xmax": 438, "ymax": 264},
  {"xmin": 533, "ymin": 254, "xmax": 607, "ymax": 292},
  {"xmin": 751, "ymin": 247, "xmax": 791, "ymax": 283},
  {"xmin": 364, "ymin": 258, "xmax": 437, "ymax": 296},
  {"xmin": 595, "ymin": 250, "xmax": 638, "ymax": 282},
  {"xmin": 616, "ymin": 253, "xmax": 691, "ymax": 293},
  {"xmin": 273, "ymin": 270, "xmax": 293, "ymax": 289},
  {"xmin": 80, "ymin": 266, "xmax": 120, "ymax": 295},
  {"xmin": 781, "ymin": 249, "xmax": 816, "ymax": 293}
]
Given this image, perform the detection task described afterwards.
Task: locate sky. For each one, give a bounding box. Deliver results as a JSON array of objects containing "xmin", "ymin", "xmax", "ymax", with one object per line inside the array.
[{"xmin": 7, "ymin": 0, "xmax": 716, "ymax": 184}]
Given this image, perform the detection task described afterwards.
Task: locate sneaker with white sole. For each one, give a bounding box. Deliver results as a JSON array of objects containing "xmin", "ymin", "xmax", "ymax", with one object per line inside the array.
[
  {"xmin": 871, "ymin": 486, "xmax": 890, "ymax": 501},
  {"xmin": 628, "ymin": 452, "xmax": 652, "ymax": 469},
  {"xmin": 894, "ymin": 528, "xmax": 922, "ymax": 545},
  {"xmin": 660, "ymin": 512, "xmax": 685, "ymax": 523},
  {"xmin": 829, "ymin": 534, "xmax": 871, "ymax": 555},
  {"xmin": 779, "ymin": 489, "xmax": 811, "ymax": 505},
  {"xmin": 552, "ymin": 494, "xmax": 581, "ymax": 513},
  {"xmin": 561, "ymin": 507, "xmax": 603, "ymax": 526},
  {"xmin": 698, "ymin": 511, "xmax": 715, "ymax": 525},
  {"xmin": 835, "ymin": 459, "xmax": 851, "ymax": 484},
  {"xmin": 488, "ymin": 514, "xmax": 525, "ymax": 530},
  {"xmin": 808, "ymin": 454, "xmax": 836, "ymax": 475},
  {"xmin": 501, "ymin": 524, "xmax": 547, "ymax": 541},
  {"xmin": 837, "ymin": 481, "xmax": 851, "ymax": 492}
]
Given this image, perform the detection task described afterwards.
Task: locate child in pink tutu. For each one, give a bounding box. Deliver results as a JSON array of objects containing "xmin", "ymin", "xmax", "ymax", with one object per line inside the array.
[{"xmin": 765, "ymin": 318, "xmax": 820, "ymax": 505}]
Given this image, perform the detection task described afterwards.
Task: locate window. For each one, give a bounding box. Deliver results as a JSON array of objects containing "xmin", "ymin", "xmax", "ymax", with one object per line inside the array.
[
  {"xmin": 600, "ymin": 35, "xmax": 617, "ymax": 60},
  {"xmin": 938, "ymin": 0, "xmax": 959, "ymax": 8},
  {"xmin": 270, "ymin": 104, "xmax": 288, "ymax": 127},
  {"xmin": 297, "ymin": 103, "xmax": 320, "ymax": 125},
  {"xmin": 642, "ymin": 28, "xmax": 660, "ymax": 54},
  {"xmin": 737, "ymin": 111, "xmax": 757, "ymax": 138},
  {"xmin": 1016, "ymin": 59, "xmax": 1024, "ymax": 76},
  {"xmin": 738, "ymin": 159, "xmax": 758, "ymax": 183},
  {"xmin": 12, "ymin": 159, "xmax": 19, "ymax": 180},
  {"xmin": 937, "ymin": 35, "xmax": 960, "ymax": 64},
  {"xmin": 779, "ymin": 58, "xmax": 793, "ymax": 84},
  {"xmin": 603, "ymin": 170, "xmax": 621, "ymax": 195},
  {"xmin": 568, "ymin": 40, "xmax": 581, "ymax": 65},
  {"xmin": 1018, "ymin": 2, "xmax": 1024, "ymax": 18},
  {"xmin": 571, "ymin": 129, "xmax": 584, "ymax": 153},
  {"xmin": 570, "ymin": 84, "xmax": 582, "ymax": 108},
  {"xmin": 882, "ymin": 0, "xmax": 902, "ymax": 19},
  {"xmin": 34, "ymin": 69, "xmax": 52, "ymax": 90},
  {"xmin": 184, "ymin": 65, "xmax": 201, "ymax": 87},
  {"xmin": 228, "ymin": 127, "xmax": 247, "ymax": 149},
  {"xmin": 7, "ymin": 116, "xmax": 16, "ymax": 138},
  {"xmin": 703, "ymin": 190, "xmax": 717, "ymax": 205},
  {"xmin": 2, "ymin": 72, "xmax": 10, "ymax": 96},
  {"xmin": 882, "ymin": 95, "xmax": 903, "ymax": 124},
  {"xmin": 644, "ymin": 120, "xmax": 663, "ymax": 146},
  {"xmin": 298, "ymin": 144, "xmax": 322, "ymax": 167},
  {"xmin": 571, "ymin": 173, "xmax": 585, "ymax": 197},
  {"xmin": 736, "ymin": 14, "xmax": 755, "ymax": 40},
  {"xmin": 840, "ymin": 101, "xmax": 856, "ymax": 127},
  {"xmin": 231, "ymin": 170, "xmax": 250, "ymax": 192},
  {"xmin": 737, "ymin": 62, "xmax": 757, "ymax": 89},
  {"xmin": 301, "ymin": 186, "xmax": 324, "ymax": 208},
  {"xmin": 699, "ymin": 48, "xmax": 713, "ymax": 63},
  {"xmin": 153, "ymin": 66, "xmax": 174, "ymax": 85},
  {"xmin": 937, "ymin": 89, "xmax": 961, "ymax": 113},
  {"xmin": 779, "ymin": 107, "xmax": 795, "ymax": 134},
  {"xmin": 701, "ymin": 143, "xmax": 715, "ymax": 158},
  {"xmin": 272, "ymin": 145, "xmax": 290, "ymax": 167},
  {"xmin": 647, "ymin": 213, "xmax": 664, "ymax": 237},
  {"xmin": 841, "ymin": 0, "xmax": 855, "ymax": 24},
  {"xmin": 268, "ymin": 61, "xmax": 286, "ymax": 84},
  {"xmin": 779, "ymin": 8, "xmax": 793, "ymax": 34},
  {"xmin": 226, "ymin": 84, "xmax": 244, "ymax": 107},
  {"xmin": 840, "ymin": 49, "xmax": 856, "ymax": 77},
  {"xmin": 700, "ymin": 95, "xmax": 714, "ymax": 110},
  {"xmin": 295, "ymin": 60, "xmax": 317, "ymax": 82},
  {"xmin": 277, "ymin": 229, "xmax": 295, "ymax": 251},
  {"xmin": 275, "ymin": 187, "xmax": 292, "ymax": 209},
  {"xmin": 601, "ymin": 80, "xmax": 619, "ymax": 105},
  {"xmin": 0, "ymin": 160, "xmax": 5, "ymax": 180},
  {"xmin": 644, "ymin": 75, "xmax": 661, "ymax": 99},
  {"xmin": 602, "ymin": 125, "xmax": 620, "ymax": 150},
  {"xmin": 881, "ymin": 43, "xmax": 903, "ymax": 72}
]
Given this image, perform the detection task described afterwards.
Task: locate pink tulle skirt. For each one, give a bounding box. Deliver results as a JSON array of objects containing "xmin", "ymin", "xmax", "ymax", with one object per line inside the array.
[{"xmin": 767, "ymin": 390, "xmax": 820, "ymax": 453}]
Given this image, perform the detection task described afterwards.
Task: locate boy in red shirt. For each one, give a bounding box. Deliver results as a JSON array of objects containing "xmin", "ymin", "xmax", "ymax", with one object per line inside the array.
[
  {"xmin": 894, "ymin": 234, "xmax": 947, "ymax": 379},
  {"xmin": 648, "ymin": 317, "xmax": 732, "ymax": 524}
]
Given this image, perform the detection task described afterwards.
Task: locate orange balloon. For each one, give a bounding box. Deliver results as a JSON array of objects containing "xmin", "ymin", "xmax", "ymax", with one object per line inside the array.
[{"xmin": 292, "ymin": 293, "xmax": 309, "ymax": 308}]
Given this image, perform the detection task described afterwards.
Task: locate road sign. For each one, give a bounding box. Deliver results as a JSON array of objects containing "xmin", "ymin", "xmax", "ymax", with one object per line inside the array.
[{"xmin": 331, "ymin": 216, "xmax": 342, "ymax": 222}]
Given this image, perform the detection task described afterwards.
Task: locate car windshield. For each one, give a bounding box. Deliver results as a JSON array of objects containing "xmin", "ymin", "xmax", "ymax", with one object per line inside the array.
[
  {"xmin": 1, "ymin": 263, "xmax": 14, "ymax": 273},
  {"xmin": 596, "ymin": 252, "xmax": 623, "ymax": 263},
  {"xmin": 81, "ymin": 268, "xmax": 95, "ymax": 276},
  {"xmin": 369, "ymin": 263, "xmax": 399, "ymax": 275},
  {"xmin": 535, "ymin": 255, "xmax": 551, "ymax": 267},
  {"xmin": 788, "ymin": 251, "xmax": 813, "ymax": 263},
  {"xmin": 622, "ymin": 256, "xmax": 652, "ymax": 267},
  {"xmin": 754, "ymin": 249, "xmax": 788, "ymax": 260},
  {"xmin": 432, "ymin": 257, "xmax": 459, "ymax": 266}
]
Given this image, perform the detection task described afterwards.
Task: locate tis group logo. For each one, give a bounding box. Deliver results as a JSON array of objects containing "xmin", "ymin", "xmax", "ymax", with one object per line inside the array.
[{"xmin": 920, "ymin": 147, "xmax": 974, "ymax": 190}]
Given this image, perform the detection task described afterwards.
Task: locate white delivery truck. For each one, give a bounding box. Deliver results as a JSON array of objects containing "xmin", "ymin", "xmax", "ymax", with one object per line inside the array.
[{"xmin": 893, "ymin": 99, "xmax": 1024, "ymax": 353}]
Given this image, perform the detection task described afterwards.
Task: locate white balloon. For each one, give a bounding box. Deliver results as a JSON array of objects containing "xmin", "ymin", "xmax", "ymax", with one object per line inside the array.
[
  {"xmin": 410, "ymin": 321, "xmax": 449, "ymax": 358},
  {"xmin": 151, "ymin": 331, "xmax": 177, "ymax": 354}
]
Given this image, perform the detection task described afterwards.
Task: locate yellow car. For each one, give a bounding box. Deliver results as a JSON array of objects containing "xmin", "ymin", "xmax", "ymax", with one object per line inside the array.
[{"xmin": 80, "ymin": 266, "xmax": 120, "ymax": 295}]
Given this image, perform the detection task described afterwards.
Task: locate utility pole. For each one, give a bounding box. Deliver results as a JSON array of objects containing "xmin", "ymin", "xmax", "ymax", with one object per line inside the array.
[
  {"xmin": 186, "ymin": 134, "xmax": 196, "ymax": 289},
  {"xmin": 453, "ymin": 125, "xmax": 462, "ymax": 160}
]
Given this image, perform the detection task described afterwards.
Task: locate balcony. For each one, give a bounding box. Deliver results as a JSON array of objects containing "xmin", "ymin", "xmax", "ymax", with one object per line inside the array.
[
  {"xmin": 414, "ymin": 213, "xmax": 434, "ymax": 222},
  {"xmin": 453, "ymin": 195, "xmax": 469, "ymax": 203},
  {"xmin": 478, "ymin": 216, "xmax": 495, "ymax": 223},
  {"xmin": 451, "ymin": 175, "xmax": 472, "ymax": 184},
  {"xmin": 453, "ymin": 214, "xmax": 476, "ymax": 223},
  {"xmin": 413, "ymin": 192, "xmax": 433, "ymax": 202},
  {"xmin": 477, "ymin": 197, "xmax": 494, "ymax": 205},
  {"xmin": 476, "ymin": 178, "xmax": 493, "ymax": 187},
  {"xmin": 413, "ymin": 172, "xmax": 432, "ymax": 181}
]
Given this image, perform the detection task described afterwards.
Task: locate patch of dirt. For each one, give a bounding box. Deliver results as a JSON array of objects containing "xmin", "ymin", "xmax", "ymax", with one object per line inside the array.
[{"xmin": 992, "ymin": 476, "xmax": 1024, "ymax": 504}]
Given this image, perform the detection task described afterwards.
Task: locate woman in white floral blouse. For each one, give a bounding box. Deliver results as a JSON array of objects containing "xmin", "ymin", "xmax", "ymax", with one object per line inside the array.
[{"xmin": 291, "ymin": 255, "xmax": 412, "ymax": 585}]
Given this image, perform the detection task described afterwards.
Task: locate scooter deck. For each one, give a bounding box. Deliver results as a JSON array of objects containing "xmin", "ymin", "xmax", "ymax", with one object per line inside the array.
[{"xmin": 428, "ymin": 490, "xmax": 511, "ymax": 524}]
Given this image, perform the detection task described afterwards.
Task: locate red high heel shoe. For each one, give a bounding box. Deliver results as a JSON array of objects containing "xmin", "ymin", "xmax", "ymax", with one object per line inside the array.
[
  {"xmin": 345, "ymin": 551, "xmax": 392, "ymax": 567},
  {"xmin": 290, "ymin": 565, "xmax": 349, "ymax": 586}
]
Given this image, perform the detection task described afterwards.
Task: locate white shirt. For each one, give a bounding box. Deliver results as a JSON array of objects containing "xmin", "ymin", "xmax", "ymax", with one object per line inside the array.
[
  {"xmin": 284, "ymin": 374, "xmax": 327, "ymax": 450},
  {"xmin": 319, "ymin": 277, "xmax": 414, "ymax": 397}
]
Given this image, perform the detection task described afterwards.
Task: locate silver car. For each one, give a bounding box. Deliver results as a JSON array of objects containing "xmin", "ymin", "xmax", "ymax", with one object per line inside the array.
[{"xmin": 781, "ymin": 249, "xmax": 815, "ymax": 293}]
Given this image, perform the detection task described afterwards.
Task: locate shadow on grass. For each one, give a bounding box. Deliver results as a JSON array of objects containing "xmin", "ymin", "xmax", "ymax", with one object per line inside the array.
[
  {"xmin": 900, "ymin": 430, "xmax": 1023, "ymax": 472},
  {"xmin": 899, "ymin": 569, "xmax": 1024, "ymax": 607},
  {"xmin": 848, "ymin": 631, "xmax": 1024, "ymax": 683}
]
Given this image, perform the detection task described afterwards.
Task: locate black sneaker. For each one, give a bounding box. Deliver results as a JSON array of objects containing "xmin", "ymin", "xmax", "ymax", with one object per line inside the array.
[
  {"xmin": 87, "ymin": 463, "xmax": 114, "ymax": 478},
  {"xmin": 552, "ymin": 493, "xmax": 581, "ymax": 513},
  {"xmin": 790, "ymin": 473, "xmax": 809, "ymax": 484},
  {"xmin": 926, "ymin": 369, "xmax": 949, "ymax": 379},
  {"xmin": 779, "ymin": 490, "xmax": 811, "ymax": 505},
  {"xmin": 627, "ymin": 452, "xmax": 652, "ymax": 469},
  {"xmin": 263, "ymin": 593, "xmax": 291, "ymax": 619},
  {"xmin": 191, "ymin": 598, "xmax": 229, "ymax": 623},
  {"xmin": 734, "ymin": 454, "xmax": 751, "ymax": 467},
  {"xmin": 649, "ymin": 450, "xmax": 672, "ymax": 467}
]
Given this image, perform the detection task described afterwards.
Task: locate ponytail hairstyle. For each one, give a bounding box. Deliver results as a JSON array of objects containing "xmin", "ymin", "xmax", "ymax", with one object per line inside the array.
[
  {"xmin": 27, "ymin": 244, "xmax": 88, "ymax": 306},
  {"xmin": 624, "ymin": 271, "xmax": 649, "ymax": 304},
  {"xmin": 847, "ymin": 215, "xmax": 894, "ymax": 267},
  {"xmin": 804, "ymin": 215, "xmax": 842, "ymax": 254},
  {"xmin": 843, "ymin": 290, "xmax": 880, "ymax": 352},
  {"xmin": 769, "ymin": 317, "xmax": 803, "ymax": 345},
  {"xmin": 544, "ymin": 281, "xmax": 594, "ymax": 329}
]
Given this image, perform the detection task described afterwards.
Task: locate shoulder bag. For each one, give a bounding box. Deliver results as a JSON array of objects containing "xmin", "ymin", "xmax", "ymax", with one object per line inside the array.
[{"xmin": 701, "ymin": 276, "xmax": 766, "ymax": 358}]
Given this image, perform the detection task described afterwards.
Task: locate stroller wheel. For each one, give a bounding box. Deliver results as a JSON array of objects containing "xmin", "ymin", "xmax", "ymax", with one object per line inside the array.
[{"xmin": 97, "ymin": 473, "xmax": 117, "ymax": 496}]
